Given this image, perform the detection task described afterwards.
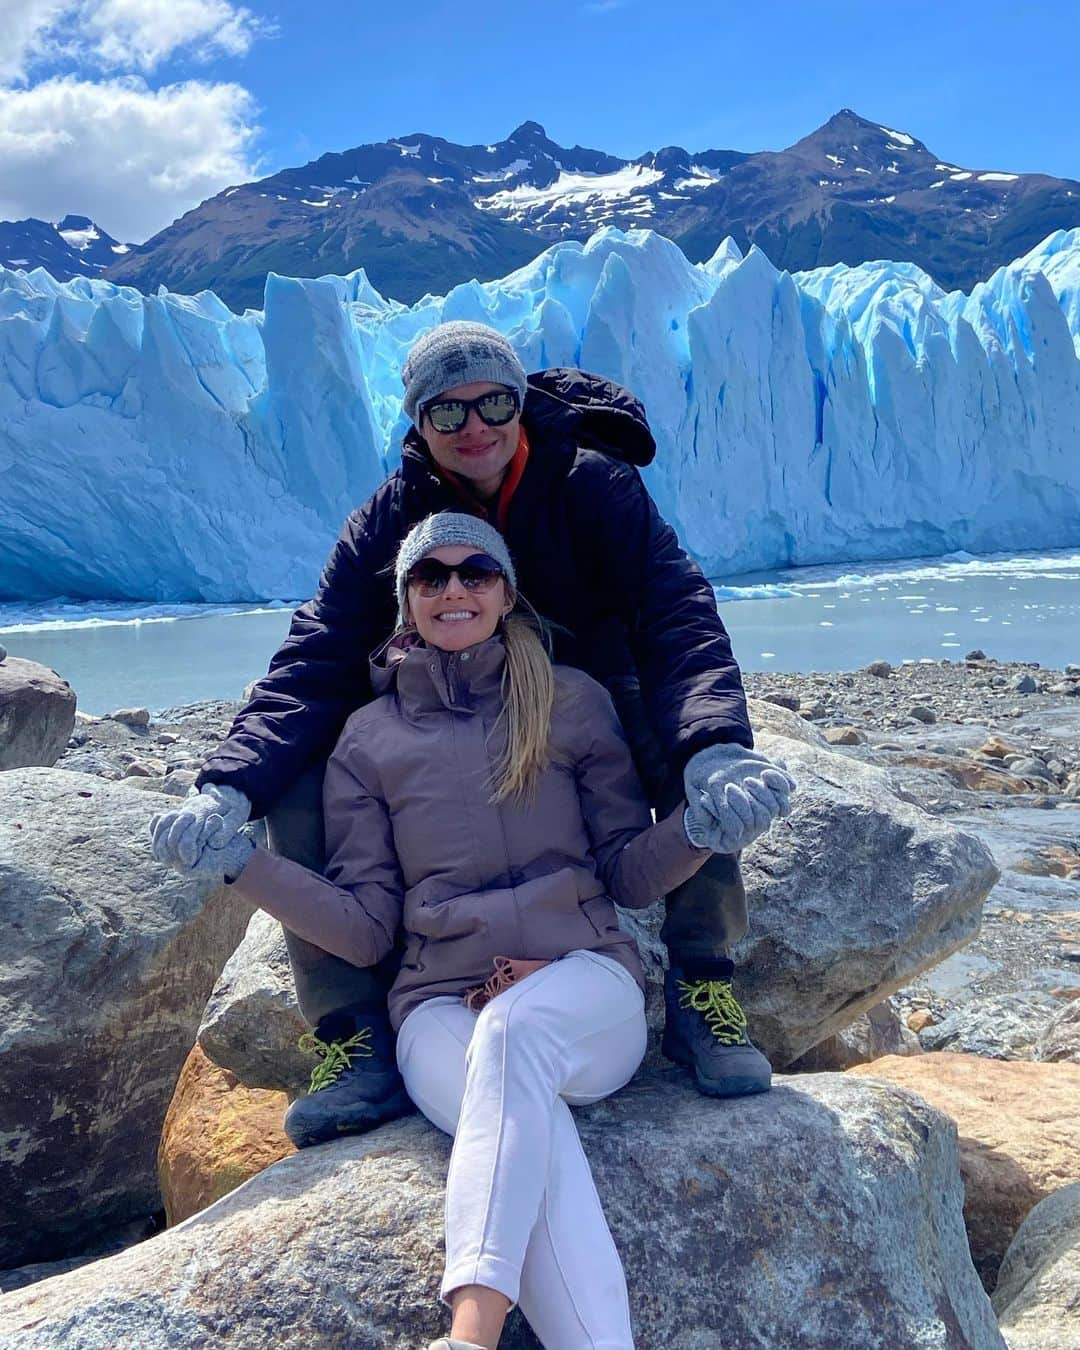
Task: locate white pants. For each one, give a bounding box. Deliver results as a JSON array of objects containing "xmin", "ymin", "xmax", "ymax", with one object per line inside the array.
[{"xmin": 396, "ymin": 949, "xmax": 647, "ymax": 1350}]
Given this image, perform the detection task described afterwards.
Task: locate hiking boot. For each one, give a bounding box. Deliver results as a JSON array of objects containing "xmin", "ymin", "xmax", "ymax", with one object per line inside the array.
[
  {"xmin": 284, "ymin": 1004, "xmax": 414, "ymax": 1148},
  {"xmin": 426, "ymin": 1340, "xmax": 486, "ymax": 1350},
  {"xmin": 661, "ymin": 964, "xmax": 772, "ymax": 1097}
]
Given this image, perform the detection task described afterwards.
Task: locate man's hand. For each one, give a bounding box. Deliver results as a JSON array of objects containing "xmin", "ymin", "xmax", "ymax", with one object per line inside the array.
[
  {"xmin": 150, "ymin": 784, "xmax": 251, "ymax": 867},
  {"xmin": 683, "ymin": 744, "xmax": 796, "ymax": 854}
]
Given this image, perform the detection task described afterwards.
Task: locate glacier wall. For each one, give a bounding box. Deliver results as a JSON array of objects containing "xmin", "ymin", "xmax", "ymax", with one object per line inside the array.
[{"xmin": 1, "ymin": 227, "xmax": 1079, "ymax": 601}]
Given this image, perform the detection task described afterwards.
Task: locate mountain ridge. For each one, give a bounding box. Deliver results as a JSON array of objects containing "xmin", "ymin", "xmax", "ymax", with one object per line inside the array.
[{"xmin": 4, "ymin": 110, "xmax": 1078, "ymax": 308}]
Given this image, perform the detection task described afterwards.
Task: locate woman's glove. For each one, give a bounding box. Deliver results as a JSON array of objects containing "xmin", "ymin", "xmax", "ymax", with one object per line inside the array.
[
  {"xmin": 149, "ymin": 784, "xmax": 251, "ymax": 867},
  {"xmin": 154, "ymin": 827, "xmax": 256, "ymax": 884},
  {"xmin": 683, "ymin": 744, "xmax": 796, "ymax": 853}
]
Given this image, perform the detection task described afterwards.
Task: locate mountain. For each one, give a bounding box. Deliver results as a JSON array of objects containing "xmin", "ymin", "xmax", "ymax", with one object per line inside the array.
[
  {"xmin": 3, "ymin": 226, "xmax": 1079, "ymax": 601},
  {"xmin": 6, "ymin": 111, "xmax": 1079, "ymax": 309},
  {"xmin": 0, "ymin": 215, "xmax": 133, "ymax": 281}
]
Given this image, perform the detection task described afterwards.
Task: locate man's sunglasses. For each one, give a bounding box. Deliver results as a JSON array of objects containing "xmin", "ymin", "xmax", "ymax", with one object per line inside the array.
[
  {"xmin": 406, "ymin": 552, "xmax": 506, "ymax": 598},
  {"xmin": 421, "ymin": 389, "xmax": 520, "ymax": 435}
]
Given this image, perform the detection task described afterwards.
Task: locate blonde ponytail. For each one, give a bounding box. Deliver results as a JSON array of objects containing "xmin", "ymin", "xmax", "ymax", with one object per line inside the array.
[{"xmin": 490, "ymin": 601, "xmax": 555, "ymax": 804}]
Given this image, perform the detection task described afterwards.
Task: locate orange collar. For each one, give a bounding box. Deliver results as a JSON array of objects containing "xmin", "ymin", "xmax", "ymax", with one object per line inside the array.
[{"xmin": 434, "ymin": 427, "xmax": 530, "ymax": 531}]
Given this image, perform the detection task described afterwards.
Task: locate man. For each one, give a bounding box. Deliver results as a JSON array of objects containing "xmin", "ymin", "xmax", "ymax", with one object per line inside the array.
[{"xmin": 152, "ymin": 321, "xmax": 793, "ymax": 1148}]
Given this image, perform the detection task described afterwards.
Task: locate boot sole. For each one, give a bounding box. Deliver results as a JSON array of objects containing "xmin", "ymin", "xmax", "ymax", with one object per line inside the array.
[
  {"xmin": 285, "ymin": 1087, "xmax": 416, "ymax": 1149},
  {"xmin": 661, "ymin": 1033, "xmax": 771, "ymax": 1099}
]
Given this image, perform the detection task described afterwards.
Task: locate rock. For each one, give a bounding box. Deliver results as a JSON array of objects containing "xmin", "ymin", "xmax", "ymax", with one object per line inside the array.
[
  {"xmin": 122, "ymin": 758, "xmax": 167, "ymax": 778},
  {"xmin": 0, "ymin": 656, "xmax": 77, "ymax": 771},
  {"xmin": 761, "ymin": 691, "xmax": 800, "ymax": 711},
  {"xmin": 156, "ymin": 733, "xmax": 181, "ymax": 746},
  {"xmin": 158, "ymin": 1044, "xmax": 293, "ymax": 1227},
  {"xmin": 823, "ymin": 726, "xmax": 865, "ymax": 746},
  {"xmin": 965, "ymin": 650, "xmax": 988, "ymax": 662},
  {"xmin": 788, "ymin": 999, "xmax": 920, "ymax": 1071},
  {"xmin": 849, "ymin": 1053, "xmax": 1080, "ymax": 1289},
  {"xmin": 992, "ymin": 1182, "xmax": 1080, "ymax": 1349},
  {"xmin": 908, "ymin": 1009, "xmax": 936, "ymax": 1033},
  {"xmin": 798, "ymin": 700, "xmax": 828, "ymax": 719},
  {"xmin": 918, "ymin": 991, "xmax": 1062, "ymax": 1060},
  {"xmin": 908, "ymin": 704, "xmax": 938, "ymax": 724},
  {"xmin": 120, "ymin": 771, "xmax": 197, "ymax": 798},
  {"xmin": 1005, "ymin": 756, "xmax": 1057, "ymax": 782},
  {"xmin": 1047, "ymin": 680, "xmax": 1080, "ymax": 696},
  {"xmin": 0, "ymin": 1072, "xmax": 1004, "ymax": 1348},
  {"xmin": 198, "ymin": 910, "xmax": 312, "ymax": 1095},
  {"xmin": 108, "ymin": 707, "xmax": 150, "ymax": 728},
  {"xmin": 0, "ymin": 768, "xmax": 253, "ymax": 1269},
  {"xmin": 0, "ymin": 642, "xmax": 6, "ymax": 662},
  {"xmin": 1035, "ymin": 1001, "xmax": 1080, "ymax": 1064},
  {"xmin": 734, "ymin": 716, "xmax": 998, "ymax": 1068},
  {"xmin": 1008, "ymin": 675, "xmax": 1040, "ymax": 694},
  {"xmin": 894, "ymin": 752, "xmax": 1035, "ymax": 794},
  {"xmin": 865, "ymin": 660, "xmax": 893, "ymax": 677},
  {"xmin": 1066, "ymin": 664, "xmax": 1080, "ymax": 677},
  {"xmin": 977, "ymin": 736, "xmax": 1021, "ymax": 760}
]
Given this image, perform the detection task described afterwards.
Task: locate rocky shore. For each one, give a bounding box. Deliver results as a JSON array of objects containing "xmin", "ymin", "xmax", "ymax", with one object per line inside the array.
[{"xmin": 2, "ymin": 646, "xmax": 1078, "ymax": 1345}]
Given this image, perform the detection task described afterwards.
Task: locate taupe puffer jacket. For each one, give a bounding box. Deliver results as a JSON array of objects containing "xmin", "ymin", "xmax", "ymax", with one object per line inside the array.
[{"xmin": 232, "ymin": 633, "xmax": 710, "ymax": 1030}]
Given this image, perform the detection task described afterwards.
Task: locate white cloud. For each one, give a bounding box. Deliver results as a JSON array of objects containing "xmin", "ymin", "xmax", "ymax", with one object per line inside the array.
[
  {"xmin": 0, "ymin": 76, "xmax": 260, "ymax": 241},
  {"xmin": 0, "ymin": 0, "xmax": 266, "ymax": 83},
  {"xmin": 85, "ymin": 0, "xmax": 266, "ymax": 73},
  {"xmin": 0, "ymin": 0, "xmax": 73, "ymax": 84}
]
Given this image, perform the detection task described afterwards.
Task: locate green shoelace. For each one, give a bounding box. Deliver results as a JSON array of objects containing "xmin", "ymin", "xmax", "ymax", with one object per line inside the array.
[
  {"xmin": 297, "ymin": 1027, "xmax": 373, "ymax": 1094},
  {"xmin": 676, "ymin": 978, "xmax": 749, "ymax": 1046}
]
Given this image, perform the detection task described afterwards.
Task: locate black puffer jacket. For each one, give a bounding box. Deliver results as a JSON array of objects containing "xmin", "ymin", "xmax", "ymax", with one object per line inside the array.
[{"xmin": 197, "ymin": 369, "xmax": 752, "ymax": 818}]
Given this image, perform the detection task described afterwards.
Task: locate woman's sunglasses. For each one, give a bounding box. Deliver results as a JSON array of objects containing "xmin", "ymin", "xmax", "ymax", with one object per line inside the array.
[
  {"xmin": 406, "ymin": 552, "xmax": 506, "ymax": 598},
  {"xmin": 421, "ymin": 389, "xmax": 520, "ymax": 435}
]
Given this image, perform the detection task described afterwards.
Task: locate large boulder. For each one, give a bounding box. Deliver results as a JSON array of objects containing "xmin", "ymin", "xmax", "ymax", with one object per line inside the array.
[
  {"xmin": 0, "ymin": 656, "xmax": 76, "ymax": 770},
  {"xmin": 992, "ymin": 1181, "xmax": 1080, "ymax": 1350},
  {"xmin": 198, "ymin": 909, "xmax": 311, "ymax": 1093},
  {"xmin": 158, "ymin": 1044, "xmax": 293, "ymax": 1226},
  {"xmin": 850, "ymin": 1053, "xmax": 1080, "ymax": 1289},
  {"xmin": 0, "ymin": 1071, "xmax": 1003, "ymax": 1348},
  {"xmin": 0, "ymin": 768, "xmax": 253, "ymax": 1269},
  {"xmin": 199, "ymin": 703, "xmax": 999, "ymax": 1093},
  {"xmin": 732, "ymin": 702, "xmax": 999, "ymax": 1067}
]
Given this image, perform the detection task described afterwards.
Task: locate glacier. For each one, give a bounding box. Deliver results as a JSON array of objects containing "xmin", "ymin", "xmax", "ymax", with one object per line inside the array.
[{"xmin": 1, "ymin": 226, "xmax": 1079, "ymax": 602}]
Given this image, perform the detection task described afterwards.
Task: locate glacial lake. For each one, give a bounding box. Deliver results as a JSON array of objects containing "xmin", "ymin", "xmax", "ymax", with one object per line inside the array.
[{"xmin": 2, "ymin": 549, "xmax": 1078, "ymax": 716}]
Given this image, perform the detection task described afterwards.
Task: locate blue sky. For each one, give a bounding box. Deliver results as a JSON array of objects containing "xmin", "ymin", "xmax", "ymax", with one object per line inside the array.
[{"xmin": 2, "ymin": 0, "xmax": 1078, "ymax": 243}]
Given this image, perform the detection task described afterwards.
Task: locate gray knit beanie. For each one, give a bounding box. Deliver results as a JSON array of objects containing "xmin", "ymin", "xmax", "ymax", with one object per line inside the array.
[
  {"xmin": 401, "ymin": 321, "xmax": 528, "ymax": 426},
  {"xmin": 395, "ymin": 512, "xmax": 518, "ymax": 621}
]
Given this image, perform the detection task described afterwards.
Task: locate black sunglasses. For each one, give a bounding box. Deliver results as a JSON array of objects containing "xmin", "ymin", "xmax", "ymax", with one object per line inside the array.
[
  {"xmin": 421, "ymin": 388, "xmax": 520, "ymax": 435},
  {"xmin": 406, "ymin": 552, "xmax": 506, "ymax": 597}
]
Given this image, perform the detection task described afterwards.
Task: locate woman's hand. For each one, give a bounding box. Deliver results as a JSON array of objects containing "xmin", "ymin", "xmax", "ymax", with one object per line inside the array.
[
  {"xmin": 682, "ymin": 744, "xmax": 795, "ymax": 853},
  {"xmin": 149, "ymin": 784, "xmax": 251, "ymax": 867}
]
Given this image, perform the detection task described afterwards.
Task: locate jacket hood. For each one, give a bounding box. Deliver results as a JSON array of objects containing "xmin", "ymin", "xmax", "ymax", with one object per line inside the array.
[{"xmin": 401, "ymin": 367, "xmax": 656, "ymax": 469}]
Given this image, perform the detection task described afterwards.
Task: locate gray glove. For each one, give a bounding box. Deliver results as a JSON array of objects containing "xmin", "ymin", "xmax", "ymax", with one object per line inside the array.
[
  {"xmin": 683, "ymin": 744, "xmax": 796, "ymax": 853},
  {"xmin": 149, "ymin": 784, "xmax": 251, "ymax": 867},
  {"xmin": 156, "ymin": 828, "xmax": 256, "ymax": 884}
]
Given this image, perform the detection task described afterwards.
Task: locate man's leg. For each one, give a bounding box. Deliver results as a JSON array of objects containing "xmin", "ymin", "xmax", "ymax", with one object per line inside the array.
[
  {"xmin": 657, "ymin": 774, "xmax": 771, "ymax": 1096},
  {"xmin": 606, "ymin": 673, "xmax": 770, "ymax": 1098},
  {"xmin": 266, "ymin": 761, "xmax": 413, "ymax": 1146}
]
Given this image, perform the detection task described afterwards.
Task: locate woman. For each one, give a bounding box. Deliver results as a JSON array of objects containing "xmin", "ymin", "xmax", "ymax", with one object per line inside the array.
[{"xmin": 168, "ymin": 511, "xmax": 741, "ymax": 1350}]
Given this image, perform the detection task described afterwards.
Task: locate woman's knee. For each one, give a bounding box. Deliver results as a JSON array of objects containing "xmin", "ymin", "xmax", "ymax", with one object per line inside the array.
[{"xmin": 466, "ymin": 995, "xmax": 560, "ymax": 1079}]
